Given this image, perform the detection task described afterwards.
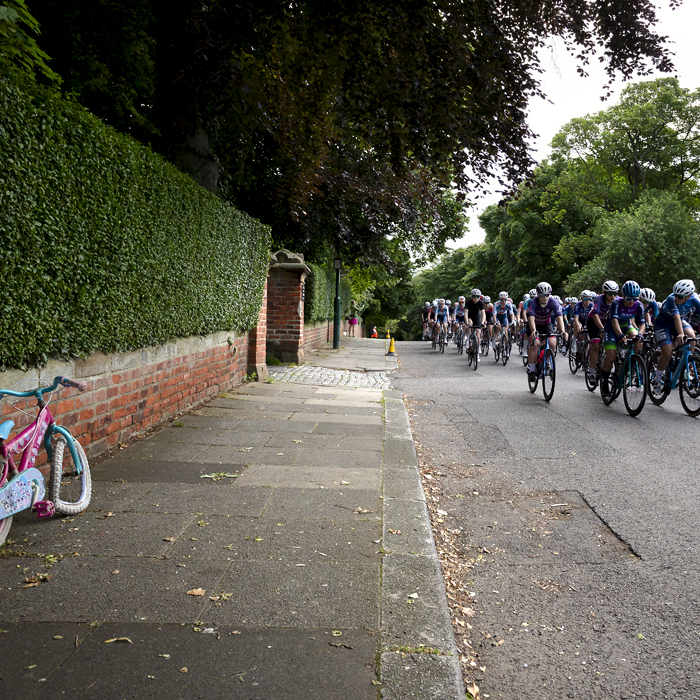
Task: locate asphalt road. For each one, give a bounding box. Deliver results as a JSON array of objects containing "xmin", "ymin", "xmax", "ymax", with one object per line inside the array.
[{"xmin": 394, "ymin": 338, "xmax": 700, "ymax": 700}]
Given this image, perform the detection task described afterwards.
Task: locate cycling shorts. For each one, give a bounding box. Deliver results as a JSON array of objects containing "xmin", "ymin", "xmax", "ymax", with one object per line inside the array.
[
  {"xmin": 468, "ymin": 320, "xmax": 483, "ymax": 329},
  {"xmin": 603, "ymin": 326, "xmax": 638, "ymax": 351},
  {"xmin": 495, "ymin": 314, "xmax": 510, "ymax": 326},
  {"xmin": 587, "ymin": 317, "xmax": 604, "ymax": 344},
  {"xmin": 529, "ymin": 322, "xmax": 553, "ymax": 340},
  {"xmin": 454, "ymin": 315, "xmax": 466, "ymax": 324},
  {"xmin": 655, "ymin": 327, "xmax": 676, "ymax": 348}
]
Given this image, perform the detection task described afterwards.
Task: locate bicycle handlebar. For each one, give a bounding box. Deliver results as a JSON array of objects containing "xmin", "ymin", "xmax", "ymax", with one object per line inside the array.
[{"xmin": 0, "ymin": 376, "xmax": 87, "ymax": 399}]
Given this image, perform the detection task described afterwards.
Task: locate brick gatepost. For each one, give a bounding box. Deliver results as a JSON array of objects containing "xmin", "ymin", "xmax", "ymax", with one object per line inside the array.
[
  {"xmin": 247, "ymin": 277, "xmax": 268, "ymax": 380},
  {"xmin": 266, "ymin": 250, "xmax": 310, "ymax": 365}
]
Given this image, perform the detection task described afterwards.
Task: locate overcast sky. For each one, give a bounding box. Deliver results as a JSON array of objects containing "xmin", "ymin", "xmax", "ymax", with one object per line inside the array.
[{"xmin": 449, "ymin": 0, "xmax": 700, "ymax": 250}]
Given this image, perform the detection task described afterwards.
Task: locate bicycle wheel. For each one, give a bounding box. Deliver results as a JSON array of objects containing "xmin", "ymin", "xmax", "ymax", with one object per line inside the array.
[
  {"xmin": 542, "ymin": 348, "xmax": 556, "ymax": 401},
  {"xmin": 481, "ymin": 329, "xmax": 489, "ymax": 357},
  {"xmin": 560, "ymin": 336, "xmax": 568, "ymax": 357},
  {"xmin": 439, "ymin": 331, "xmax": 445, "ymax": 353},
  {"xmin": 473, "ymin": 336, "xmax": 479, "ymax": 370},
  {"xmin": 457, "ymin": 330, "xmax": 463, "ymax": 355},
  {"xmin": 50, "ymin": 434, "xmax": 92, "ymax": 515},
  {"xmin": 600, "ymin": 369, "xmax": 617, "ymax": 406},
  {"xmin": 679, "ymin": 353, "xmax": 700, "ymax": 417},
  {"xmin": 467, "ymin": 336, "xmax": 473, "ymax": 366},
  {"xmin": 623, "ymin": 354, "xmax": 647, "ymax": 417},
  {"xmin": 502, "ymin": 338, "xmax": 509, "ymax": 366},
  {"xmin": 528, "ymin": 363, "xmax": 539, "ymax": 393},
  {"xmin": 432, "ymin": 333, "xmax": 437, "ymax": 350},
  {"xmin": 568, "ymin": 344, "xmax": 579, "ymax": 374},
  {"xmin": 0, "ymin": 515, "xmax": 11, "ymax": 547},
  {"xmin": 494, "ymin": 339, "xmax": 501, "ymax": 362},
  {"xmin": 646, "ymin": 350, "xmax": 669, "ymax": 406}
]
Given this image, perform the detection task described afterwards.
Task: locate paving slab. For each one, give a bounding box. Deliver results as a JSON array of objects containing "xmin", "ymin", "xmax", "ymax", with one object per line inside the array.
[
  {"xmin": 88, "ymin": 482, "xmax": 274, "ymax": 516},
  {"xmin": 262, "ymin": 488, "xmax": 382, "ymax": 521},
  {"xmin": 91, "ymin": 458, "xmax": 242, "ymax": 483},
  {"xmin": 27, "ymin": 624, "xmax": 378, "ymax": 700},
  {"xmin": 263, "ymin": 433, "xmax": 383, "ymax": 451},
  {"xmin": 148, "ymin": 428, "xmax": 274, "ymax": 446},
  {"xmin": 293, "ymin": 448, "xmax": 382, "ymax": 469},
  {"xmin": 234, "ymin": 465, "xmax": 381, "ymax": 490},
  {"xmin": 0, "ymin": 556, "xmax": 229, "ymax": 623},
  {"xmin": 164, "ymin": 517, "xmax": 382, "ymax": 564},
  {"xmin": 193, "ymin": 445, "xmax": 302, "ymax": 465},
  {"xmin": 201, "ymin": 560, "xmax": 380, "ymax": 629},
  {"xmin": 313, "ymin": 422, "xmax": 384, "ymax": 436}
]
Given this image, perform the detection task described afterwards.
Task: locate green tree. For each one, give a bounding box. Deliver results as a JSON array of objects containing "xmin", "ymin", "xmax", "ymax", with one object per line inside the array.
[
  {"xmin": 0, "ymin": 0, "xmax": 59, "ymax": 83},
  {"xmin": 29, "ymin": 0, "xmax": 679, "ymax": 265},
  {"xmin": 565, "ymin": 190, "xmax": 700, "ymax": 295}
]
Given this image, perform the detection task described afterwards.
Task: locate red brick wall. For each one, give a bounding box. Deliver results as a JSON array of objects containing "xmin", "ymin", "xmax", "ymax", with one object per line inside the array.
[
  {"xmin": 1, "ymin": 332, "xmax": 248, "ymax": 472},
  {"xmin": 302, "ymin": 320, "xmax": 351, "ymax": 350}
]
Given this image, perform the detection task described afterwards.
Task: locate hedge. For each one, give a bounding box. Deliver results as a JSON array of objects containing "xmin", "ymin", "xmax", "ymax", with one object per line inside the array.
[
  {"xmin": 0, "ymin": 72, "xmax": 270, "ymax": 369},
  {"xmin": 304, "ymin": 263, "xmax": 351, "ymax": 325}
]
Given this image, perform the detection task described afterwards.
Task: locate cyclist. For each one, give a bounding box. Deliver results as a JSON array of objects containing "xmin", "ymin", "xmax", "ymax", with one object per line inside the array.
[
  {"xmin": 484, "ymin": 296, "xmax": 495, "ymax": 334},
  {"xmin": 493, "ymin": 292, "xmax": 515, "ymax": 349},
  {"xmin": 527, "ymin": 282, "xmax": 565, "ymax": 380},
  {"xmin": 587, "ymin": 281, "xmax": 619, "ymax": 383},
  {"xmin": 651, "ymin": 279, "xmax": 700, "ymax": 388},
  {"xmin": 466, "ymin": 289, "xmax": 486, "ymax": 353},
  {"xmin": 452, "ymin": 296, "xmax": 467, "ymax": 345},
  {"xmin": 572, "ymin": 290, "xmax": 595, "ymax": 343},
  {"xmin": 421, "ymin": 302, "xmax": 432, "ymax": 339},
  {"xmin": 640, "ymin": 288, "xmax": 658, "ymax": 328},
  {"xmin": 434, "ymin": 298, "xmax": 450, "ymax": 339},
  {"xmin": 599, "ymin": 280, "xmax": 646, "ymax": 392}
]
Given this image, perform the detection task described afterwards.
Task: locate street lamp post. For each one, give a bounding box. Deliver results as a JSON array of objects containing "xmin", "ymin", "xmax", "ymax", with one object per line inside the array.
[{"xmin": 333, "ymin": 258, "xmax": 341, "ymax": 349}]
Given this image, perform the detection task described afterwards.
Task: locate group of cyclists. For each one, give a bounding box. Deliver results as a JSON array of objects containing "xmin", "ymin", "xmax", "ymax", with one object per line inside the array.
[{"xmin": 420, "ymin": 278, "xmax": 700, "ymax": 413}]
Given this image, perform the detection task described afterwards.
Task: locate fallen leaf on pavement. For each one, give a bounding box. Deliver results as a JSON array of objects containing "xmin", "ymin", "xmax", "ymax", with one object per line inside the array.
[
  {"xmin": 104, "ymin": 638, "xmax": 132, "ymax": 644},
  {"xmin": 163, "ymin": 537, "xmax": 175, "ymax": 542},
  {"xmin": 187, "ymin": 588, "xmax": 206, "ymax": 596}
]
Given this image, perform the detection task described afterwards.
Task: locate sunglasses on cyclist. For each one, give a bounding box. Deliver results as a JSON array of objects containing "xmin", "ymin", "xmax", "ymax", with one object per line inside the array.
[
  {"xmin": 538, "ymin": 292, "xmax": 550, "ymax": 298},
  {"xmin": 674, "ymin": 293, "xmax": 688, "ymax": 300},
  {"xmin": 471, "ymin": 295, "xmax": 479, "ymax": 298},
  {"xmin": 624, "ymin": 296, "xmax": 638, "ymax": 302}
]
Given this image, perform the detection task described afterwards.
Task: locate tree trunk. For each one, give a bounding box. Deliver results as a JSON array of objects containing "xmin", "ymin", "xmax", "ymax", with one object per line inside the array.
[{"xmin": 174, "ymin": 127, "xmax": 219, "ymax": 193}]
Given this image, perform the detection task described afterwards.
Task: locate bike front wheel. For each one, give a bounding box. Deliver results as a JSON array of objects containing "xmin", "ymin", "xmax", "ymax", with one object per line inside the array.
[
  {"xmin": 623, "ymin": 354, "xmax": 647, "ymax": 417},
  {"xmin": 542, "ymin": 348, "xmax": 556, "ymax": 401},
  {"xmin": 50, "ymin": 435, "xmax": 92, "ymax": 515},
  {"xmin": 646, "ymin": 350, "xmax": 669, "ymax": 406},
  {"xmin": 679, "ymin": 353, "xmax": 700, "ymax": 417},
  {"xmin": 568, "ymin": 345, "xmax": 579, "ymax": 374}
]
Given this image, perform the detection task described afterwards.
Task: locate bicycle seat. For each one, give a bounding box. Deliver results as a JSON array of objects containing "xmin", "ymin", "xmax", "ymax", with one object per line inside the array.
[{"xmin": 0, "ymin": 420, "xmax": 15, "ymax": 441}]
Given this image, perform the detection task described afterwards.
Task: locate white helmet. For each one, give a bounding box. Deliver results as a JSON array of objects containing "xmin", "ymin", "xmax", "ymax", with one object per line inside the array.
[
  {"xmin": 602, "ymin": 280, "xmax": 619, "ymax": 294},
  {"xmin": 640, "ymin": 288, "xmax": 655, "ymax": 303},
  {"xmin": 673, "ymin": 279, "xmax": 695, "ymax": 297},
  {"xmin": 484, "ymin": 296, "xmax": 491, "ymax": 303},
  {"xmin": 499, "ymin": 291, "xmax": 508, "ymax": 300},
  {"xmin": 536, "ymin": 282, "xmax": 552, "ymax": 296},
  {"xmin": 528, "ymin": 288, "xmax": 537, "ymax": 298},
  {"xmin": 471, "ymin": 288, "xmax": 481, "ymax": 297},
  {"xmin": 439, "ymin": 298, "xmax": 445, "ymax": 304},
  {"xmin": 432, "ymin": 300, "xmax": 438, "ymax": 307},
  {"xmin": 424, "ymin": 301, "xmax": 431, "ymax": 307},
  {"xmin": 458, "ymin": 296, "xmax": 465, "ymax": 303},
  {"xmin": 445, "ymin": 299, "xmax": 451, "ymax": 306},
  {"xmin": 522, "ymin": 294, "xmax": 529, "ymax": 301},
  {"xmin": 571, "ymin": 297, "xmax": 579, "ymax": 304}
]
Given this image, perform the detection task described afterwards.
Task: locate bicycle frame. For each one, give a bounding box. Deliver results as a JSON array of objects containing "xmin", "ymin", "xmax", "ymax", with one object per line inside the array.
[{"xmin": 666, "ymin": 342, "xmax": 693, "ymax": 391}]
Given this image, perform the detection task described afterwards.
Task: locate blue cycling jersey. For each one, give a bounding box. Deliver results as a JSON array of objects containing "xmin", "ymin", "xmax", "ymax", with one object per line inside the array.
[
  {"xmin": 655, "ymin": 293, "xmax": 700, "ymax": 329},
  {"xmin": 436, "ymin": 307, "xmax": 450, "ymax": 322},
  {"xmin": 573, "ymin": 301, "xmax": 593, "ymax": 322},
  {"xmin": 494, "ymin": 300, "xmax": 514, "ymax": 323},
  {"xmin": 645, "ymin": 300, "xmax": 659, "ymax": 321}
]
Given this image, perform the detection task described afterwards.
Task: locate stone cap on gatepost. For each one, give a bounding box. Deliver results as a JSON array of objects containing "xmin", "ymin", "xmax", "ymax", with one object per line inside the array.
[{"xmin": 269, "ymin": 249, "xmax": 311, "ymax": 278}]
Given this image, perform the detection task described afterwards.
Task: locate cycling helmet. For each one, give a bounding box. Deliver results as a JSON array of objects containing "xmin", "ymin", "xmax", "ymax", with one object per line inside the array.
[
  {"xmin": 673, "ymin": 279, "xmax": 695, "ymax": 297},
  {"xmin": 458, "ymin": 296, "xmax": 465, "ymax": 303},
  {"xmin": 499, "ymin": 291, "xmax": 508, "ymax": 300},
  {"xmin": 445, "ymin": 300, "xmax": 451, "ymax": 306},
  {"xmin": 484, "ymin": 296, "xmax": 491, "ymax": 303},
  {"xmin": 528, "ymin": 288, "xmax": 537, "ymax": 298},
  {"xmin": 432, "ymin": 300, "xmax": 438, "ymax": 307},
  {"xmin": 553, "ymin": 295, "xmax": 562, "ymax": 304},
  {"xmin": 570, "ymin": 297, "xmax": 579, "ymax": 304},
  {"xmin": 602, "ymin": 280, "xmax": 619, "ymax": 294},
  {"xmin": 439, "ymin": 298, "xmax": 445, "ymax": 304},
  {"xmin": 470, "ymin": 288, "xmax": 481, "ymax": 297},
  {"xmin": 522, "ymin": 294, "xmax": 529, "ymax": 301},
  {"xmin": 640, "ymin": 288, "xmax": 655, "ymax": 303},
  {"xmin": 536, "ymin": 282, "xmax": 552, "ymax": 296},
  {"xmin": 424, "ymin": 301, "xmax": 431, "ymax": 307},
  {"xmin": 621, "ymin": 280, "xmax": 641, "ymax": 299}
]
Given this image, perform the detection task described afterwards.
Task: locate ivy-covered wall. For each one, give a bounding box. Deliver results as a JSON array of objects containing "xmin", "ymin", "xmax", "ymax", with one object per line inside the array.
[
  {"xmin": 0, "ymin": 72, "xmax": 270, "ymax": 370},
  {"xmin": 304, "ymin": 263, "xmax": 351, "ymax": 325}
]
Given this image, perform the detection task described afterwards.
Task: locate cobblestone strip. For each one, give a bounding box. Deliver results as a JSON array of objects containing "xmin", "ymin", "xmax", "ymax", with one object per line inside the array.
[{"xmin": 269, "ymin": 365, "xmax": 392, "ymax": 389}]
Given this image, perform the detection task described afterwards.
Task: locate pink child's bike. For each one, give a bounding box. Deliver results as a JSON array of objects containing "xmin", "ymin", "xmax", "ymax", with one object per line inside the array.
[{"xmin": 0, "ymin": 376, "xmax": 92, "ymax": 546}]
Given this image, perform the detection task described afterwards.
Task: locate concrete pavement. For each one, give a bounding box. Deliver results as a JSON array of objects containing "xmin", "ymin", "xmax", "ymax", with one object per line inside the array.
[{"xmin": 0, "ymin": 339, "xmax": 463, "ymax": 699}]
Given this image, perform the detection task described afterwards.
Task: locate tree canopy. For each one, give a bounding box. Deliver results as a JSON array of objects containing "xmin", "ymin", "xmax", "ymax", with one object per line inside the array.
[{"xmin": 23, "ymin": 0, "xmax": 680, "ymax": 266}]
